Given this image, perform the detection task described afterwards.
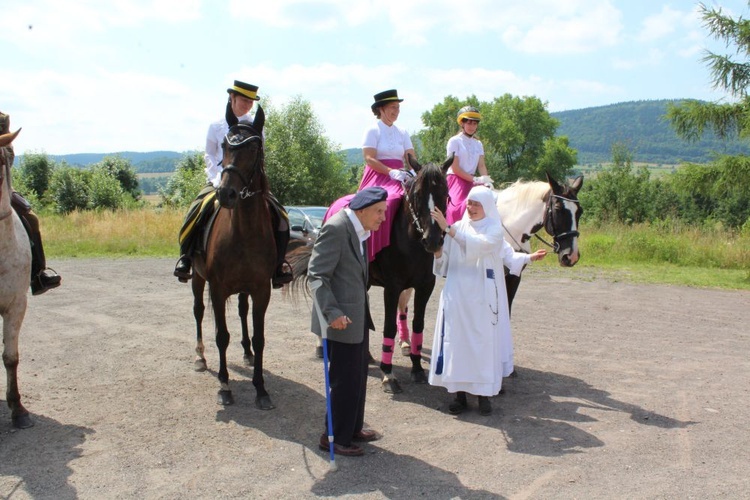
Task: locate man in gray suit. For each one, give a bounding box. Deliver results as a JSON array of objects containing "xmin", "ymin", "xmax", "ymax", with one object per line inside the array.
[{"xmin": 309, "ymin": 186, "xmax": 387, "ymax": 457}]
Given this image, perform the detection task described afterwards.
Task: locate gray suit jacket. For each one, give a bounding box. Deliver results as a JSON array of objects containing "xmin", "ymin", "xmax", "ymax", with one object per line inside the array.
[{"xmin": 309, "ymin": 210, "xmax": 375, "ymax": 344}]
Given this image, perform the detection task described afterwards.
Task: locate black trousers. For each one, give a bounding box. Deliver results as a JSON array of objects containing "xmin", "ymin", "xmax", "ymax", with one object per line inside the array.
[{"xmin": 324, "ymin": 327, "xmax": 369, "ymax": 446}]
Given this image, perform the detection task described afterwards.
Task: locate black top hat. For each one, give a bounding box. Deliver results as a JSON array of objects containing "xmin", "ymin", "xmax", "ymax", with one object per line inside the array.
[
  {"xmin": 227, "ymin": 80, "xmax": 260, "ymax": 101},
  {"xmin": 371, "ymin": 89, "xmax": 403, "ymax": 111}
]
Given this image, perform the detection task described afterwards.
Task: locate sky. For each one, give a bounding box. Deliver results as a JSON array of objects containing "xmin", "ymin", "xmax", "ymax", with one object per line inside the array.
[{"xmin": 2, "ymin": 0, "xmax": 749, "ymax": 156}]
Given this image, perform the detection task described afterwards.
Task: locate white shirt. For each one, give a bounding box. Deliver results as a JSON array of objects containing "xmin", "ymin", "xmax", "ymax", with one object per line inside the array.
[
  {"xmin": 362, "ymin": 120, "xmax": 414, "ymax": 160},
  {"xmin": 446, "ymin": 133, "xmax": 485, "ymax": 176},
  {"xmin": 344, "ymin": 207, "xmax": 369, "ymax": 255},
  {"xmin": 204, "ymin": 111, "xmax": 253, "ymax": 187}
]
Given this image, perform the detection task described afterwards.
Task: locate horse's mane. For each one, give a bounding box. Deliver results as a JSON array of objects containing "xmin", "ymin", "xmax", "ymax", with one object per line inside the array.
[{"xmin": 496, "ymin": 179, "xmax": 549, "ymax": 211}]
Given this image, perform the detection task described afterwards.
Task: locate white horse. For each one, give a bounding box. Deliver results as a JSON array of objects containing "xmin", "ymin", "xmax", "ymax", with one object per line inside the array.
[
  {"xmin": 495, "ymin": 172, "xmax": 583, "ymax": 312},
  {"xmin": 0, "ymin": 127, "xmax": 33, "ymax": 428}
]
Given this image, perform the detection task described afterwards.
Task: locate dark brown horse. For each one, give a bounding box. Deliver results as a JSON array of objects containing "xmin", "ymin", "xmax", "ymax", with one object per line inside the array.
[
  {"xmin": 289, "ymin": 155, "xmax": 451, "ymax": 393},
  {"xmin": 190, "ymin": 106, "xmax": 277, "ymax": 409}
]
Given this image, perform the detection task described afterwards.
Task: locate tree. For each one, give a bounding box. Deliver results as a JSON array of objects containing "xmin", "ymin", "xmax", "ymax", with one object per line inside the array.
[
  {"xmin": 417, "ymin": 94, "xmax": 576, "ymax": 183},
  {"xmin": 92, "ymin": 155, "xmax": 140, "ymax": 200},
  {"xmin": 578, "ymin": 142, "xmax": 653, "ymax": 224},
  {"xmin": 17, "ymin": 152, "xmax": 55, "ymax": 199},
  {"xmin": 264, "ymin": 96, "xmax": 353, "ymax": 205},
  {"xmin": 159, "ymin": 152, "xmax": 205, "ymax": 208},
  {"xmin": 667, "ymin": 2, "xmax": 750, "ymax": 141},
  {"xmin": 49, "ymin": 167, "xmax": 90, "ymax": 213}
]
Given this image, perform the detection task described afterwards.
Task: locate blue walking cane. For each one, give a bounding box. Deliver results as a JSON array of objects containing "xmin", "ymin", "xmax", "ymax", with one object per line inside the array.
[{"xmin": 309, "ymin": 279, "xmax": 338, "ymax": 471}]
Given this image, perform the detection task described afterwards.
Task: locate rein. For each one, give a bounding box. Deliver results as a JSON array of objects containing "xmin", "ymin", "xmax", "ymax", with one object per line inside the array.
[{"xmin": 402, "ymin": 178, "xmax": 427, "ymax": 236}]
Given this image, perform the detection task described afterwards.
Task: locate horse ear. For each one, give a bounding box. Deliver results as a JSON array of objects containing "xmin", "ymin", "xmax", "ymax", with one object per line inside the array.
[
  {"xmin": 253, "ymin": 105, "xmax": 265, "ymax": 133},
  {"xmin": 546, "ymin": 170, "xmax": 563, "ymax": 195},
  {"xmin": 570, "ymin": 175, "xmax": 584, "ymax": 194},
  {"xmin": 407, "ymin": 153, "xmax": 421, "ymax": 172},
  {"xmin": 0, "ymin": 128, "xmax": 21, "ymax": 148},
  {"xmin": 225, "ymin": 100, "xmax": 239, "ymax": 127},
  {"xmin": 441, "ymin": 152, "xmax": 455, "ymax": 174}
]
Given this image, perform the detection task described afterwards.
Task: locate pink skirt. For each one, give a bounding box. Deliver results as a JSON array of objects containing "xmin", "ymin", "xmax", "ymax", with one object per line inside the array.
[
  {"xmin": 445, "ymin": 174, "xmax": 473, "ymax": 224},
  {"xmin": 325, "ymin": 159, "xmax": 404, "ymax": 262}
]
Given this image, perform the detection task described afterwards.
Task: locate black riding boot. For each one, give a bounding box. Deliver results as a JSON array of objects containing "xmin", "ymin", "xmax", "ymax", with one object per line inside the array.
[
  {"xmin": 268, "ymin": 197, "xmax": 292, "ymax": 289},
  {"xmin": 272, "ymin": 228, "xmax": 293, "ymax": 289},
  {"xmin": 173, "ymin": 254, "xmax": 192, "ymax": 282},
  {"xmin": 25, "ymin": 216, "xmax": 61, "ymax": 296},
  {"xmin": 11, "ymin": 194, "xmax": 61, "ymax": 296}
]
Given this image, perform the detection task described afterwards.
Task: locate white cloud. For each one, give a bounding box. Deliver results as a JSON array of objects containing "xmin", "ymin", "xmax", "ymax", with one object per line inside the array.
[{"xmin": 227, "ymin": 0, "xmax": 625, "ymax": 54}]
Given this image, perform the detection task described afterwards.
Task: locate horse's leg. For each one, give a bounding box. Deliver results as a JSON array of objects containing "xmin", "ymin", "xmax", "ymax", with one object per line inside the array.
[
  {"xmin": 191, "ymin": 276, "xmax": 207, "ymax": 371},
  {"xmin": 397, "ymin": 288, "xmax": 412, "ymax": 355},
  {"xmin": 505, "ymin": 272, "xmax": 522, "ymax": 317},
  {"xmin": 251, "ymin": 287, "xmax": 275, "ymax": 410},
  {"xmin": 210, "ymin": 289, "xmax": 234, "ymax": 405},
  {"xmin": 3, "ymin": 305, "xmax": 33, "ymax": 429},
  {"xmin": 408, "ymin": 281, "xmax": 433, "ymax": 384},
  {"xmin": 238, "ymin": 292, "xmax": 253, "ymax": 366},
  {"xmin": 504, "ymin": 272, "xmax": 522, "ymax": 380},
  {"xmin": 381, "ymin": 287, "xmax": 403, "ymax": 394}
]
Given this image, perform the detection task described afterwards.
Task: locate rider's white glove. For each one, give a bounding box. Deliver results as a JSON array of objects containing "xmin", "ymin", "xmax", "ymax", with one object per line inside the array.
[
  {"xmin": 473, "ymin": 175, "xmax": 494, "ymax": 187},
  {"xmin": 389, "ymin": 169, "xmax": 410, "ymax": 182}
]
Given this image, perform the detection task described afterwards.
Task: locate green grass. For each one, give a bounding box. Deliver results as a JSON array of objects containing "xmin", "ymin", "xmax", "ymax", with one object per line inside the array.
[{"xmin": 38, "ymin": 209, "xmax": 750, "ymax": 290}]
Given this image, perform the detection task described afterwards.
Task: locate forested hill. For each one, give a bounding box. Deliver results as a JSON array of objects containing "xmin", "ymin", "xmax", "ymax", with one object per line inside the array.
[
  {"xmin": 18, "ymin": 151, "xmax": 190, "ymax": 173},
  {"xmin": 551, "ymin": 99, "xmax": 750, "ymax": 164},
  {"xmin": 18, "ymin": 100, "xmax": 750, "ymax": 169}
]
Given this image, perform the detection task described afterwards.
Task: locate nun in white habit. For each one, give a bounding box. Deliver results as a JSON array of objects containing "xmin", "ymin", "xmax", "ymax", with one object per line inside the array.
[{"xmin": 428, "ymin": 185, "xmax": 547, "ymax": 415}]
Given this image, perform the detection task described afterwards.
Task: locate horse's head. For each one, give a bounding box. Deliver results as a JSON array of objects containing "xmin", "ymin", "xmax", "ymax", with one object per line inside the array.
[
  {"xmin": 544, "ymin": 172, "xmax": 583, "ymax": 267},
  {"xmin": 404, "ymin": 154, "xmax": 451, "ymax": 253},
  {"xmin": 217, "ymin": 106, "xmax": 267, "ymax": 209}
]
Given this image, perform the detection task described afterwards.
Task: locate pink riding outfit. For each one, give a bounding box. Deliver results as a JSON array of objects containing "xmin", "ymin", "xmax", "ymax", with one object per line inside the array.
[
  {"xmin": 445, "ymin": 132, "xmax": 486, "ymax": 224},
  {"xmin": 445, "ymin": 175, "xmax": 474, "ymax": 225}
]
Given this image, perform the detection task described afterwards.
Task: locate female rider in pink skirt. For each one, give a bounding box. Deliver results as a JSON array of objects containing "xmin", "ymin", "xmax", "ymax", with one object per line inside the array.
[
  {"xmin": 359, "ymin": 89, "xmax": 416, "ymax": 261},
  {"xmin": 445, "ymin": 106, "xmax": 493, "ymax": 224}
]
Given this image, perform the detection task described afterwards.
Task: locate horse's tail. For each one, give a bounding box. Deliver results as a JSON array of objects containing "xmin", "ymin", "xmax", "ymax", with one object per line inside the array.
[{"xmin": 284, "ymin": 244, "xmax": 313, "ymax": 301}]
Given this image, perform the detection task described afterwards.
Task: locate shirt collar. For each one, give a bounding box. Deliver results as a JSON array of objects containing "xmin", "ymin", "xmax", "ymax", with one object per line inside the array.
[{"xmin": 344, "ymin": 207, "xmax": 370, "ymax": 243}]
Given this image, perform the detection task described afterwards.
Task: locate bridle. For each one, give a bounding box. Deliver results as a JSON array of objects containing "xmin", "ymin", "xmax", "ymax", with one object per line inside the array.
[
  {"xmin": 220, "ymin": 125, "xmax": 263, "ymax": 200},
  {"xmin": 402, "ymin": 176, "xmax": 428, "ymax": 236},
  {"xmin": 401, "ymin": 171, "xmax": 446, "ymax": 239},
  {"xmin": 535, "ymin": 193, "xmax": 580, "ymax": 253}
]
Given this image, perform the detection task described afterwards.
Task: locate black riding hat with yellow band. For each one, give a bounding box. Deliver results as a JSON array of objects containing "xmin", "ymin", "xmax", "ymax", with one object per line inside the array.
[
  {"xmin": 227, "ymin": 80, "xmax": 260, "ymax": 101},
  {"xmin": 457, "ymin": 106, "xmax": 481, "ymax": 124}
]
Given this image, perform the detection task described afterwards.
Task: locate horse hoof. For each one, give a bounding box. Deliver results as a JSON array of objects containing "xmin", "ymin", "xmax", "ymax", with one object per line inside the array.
[
  {"xmin": 217, "ymin": 390, "xmax": 234, "ymax": 406},
  {"xmin": 12, "ymin": 413, "xmax": 33, "ymax": 429},
  {"xmin": 410, "ymin": 370, "xmax": 427, "ymax": 384},
  {"xmin": 400, "ymin": 341, "xmax": 411, "ymax": 356},
  {"xmin": 315, "ymin": 346, "xmax": 324, "ymax": 359},
  {"xmin": 243, "ymin": 354, "xmax": 254, "ymax": 367},
  {"xmin": 382, "ymin": 378, "xmax": 403, "ymax": 394},
  {"xmin": 194, "ymin": 359, "xmax": 208, "ymax": 372},
  {"xmin": 255, "ymin": 395, "xmax": 275, "ymax": 410}
]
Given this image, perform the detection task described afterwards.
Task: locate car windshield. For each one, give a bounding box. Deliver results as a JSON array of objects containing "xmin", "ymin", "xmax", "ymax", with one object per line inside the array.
[{"xmin": 301, "ymin": 207, "xmax": 326, "ymax": 229}]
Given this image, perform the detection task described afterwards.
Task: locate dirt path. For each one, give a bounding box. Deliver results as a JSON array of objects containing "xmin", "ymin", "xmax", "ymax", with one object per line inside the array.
[{"xmin": 2, "ymin": 258, "xmax": 749, "ymax": 499}]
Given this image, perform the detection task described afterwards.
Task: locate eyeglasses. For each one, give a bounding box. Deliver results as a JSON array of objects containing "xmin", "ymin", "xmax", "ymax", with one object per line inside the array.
[{"xmin": 462, "ymin": 119, "xmax": 479, "ymax": 125}]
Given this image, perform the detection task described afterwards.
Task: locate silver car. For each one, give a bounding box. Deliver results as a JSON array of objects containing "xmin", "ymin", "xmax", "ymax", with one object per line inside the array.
[{"xmin": 285, "ymin": 206, "xmax": 327, "ymax": 244}]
